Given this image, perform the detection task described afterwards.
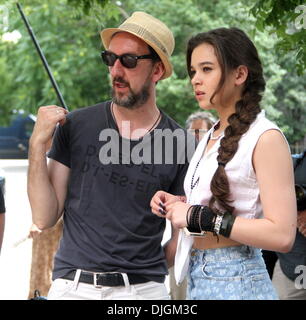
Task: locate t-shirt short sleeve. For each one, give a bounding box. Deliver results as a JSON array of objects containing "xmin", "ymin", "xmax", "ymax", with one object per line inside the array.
[{"xmin": 47, "ymin": 120, "xmax": 71, "ymax": 168}]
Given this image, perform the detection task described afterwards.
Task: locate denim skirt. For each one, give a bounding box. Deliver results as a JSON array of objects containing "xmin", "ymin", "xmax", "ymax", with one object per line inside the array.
[{"xmin": 187, "ymin": 245, "xmax": 278, "ymax": 300}]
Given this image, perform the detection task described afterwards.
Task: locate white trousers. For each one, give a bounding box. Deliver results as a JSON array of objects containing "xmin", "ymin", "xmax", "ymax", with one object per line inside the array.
[
  {"xmin": 47, "ymin": 270, "xmax": 170, "ymax": 300},
  {"xmin": 168, "ymin": 266, "xmax": 187, "ymax": 300}
]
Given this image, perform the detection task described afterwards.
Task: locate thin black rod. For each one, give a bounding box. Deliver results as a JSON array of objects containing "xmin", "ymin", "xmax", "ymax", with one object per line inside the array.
[{"xmin": 16, "ymin": 2, "xmax": 68, "ymax": 110}]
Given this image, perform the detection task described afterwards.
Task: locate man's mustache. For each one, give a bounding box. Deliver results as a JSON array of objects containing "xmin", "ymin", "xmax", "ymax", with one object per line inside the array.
[{"xmin": 113, "ymin": 77, "xmax": 130, "ymax": 87}]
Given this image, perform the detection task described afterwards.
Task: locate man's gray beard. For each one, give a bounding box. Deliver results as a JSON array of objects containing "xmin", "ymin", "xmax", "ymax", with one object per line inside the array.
[{"xmin": 111, "ymin": 82, "xmax": 150, "ymax": 110}]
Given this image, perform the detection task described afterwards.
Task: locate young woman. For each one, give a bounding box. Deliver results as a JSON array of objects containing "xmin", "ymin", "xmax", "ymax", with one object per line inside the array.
[{"xmin": 151, "ymin": 28, "xmax": 297, "ymax": 300}]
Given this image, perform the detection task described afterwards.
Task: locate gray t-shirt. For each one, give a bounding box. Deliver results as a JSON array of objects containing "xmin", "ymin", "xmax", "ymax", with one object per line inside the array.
[{"xmin": 48, "ymin": 101, "xmax": 195, "ymax": 281}]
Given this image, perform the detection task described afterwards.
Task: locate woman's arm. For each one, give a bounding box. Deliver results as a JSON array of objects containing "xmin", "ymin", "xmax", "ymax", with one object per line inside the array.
[
  {"xmin": 152, "ymin": 129, "xmax": 296, "ymax": 253},
  {"xmin": 230, "ymin": 129, "xmax": 297, "ymax": 252}
]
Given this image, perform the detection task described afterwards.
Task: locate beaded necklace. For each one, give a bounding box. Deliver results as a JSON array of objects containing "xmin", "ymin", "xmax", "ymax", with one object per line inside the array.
[
  {"xmin": 189, "ymin": 122, "xmax": 224, "ymax": 201},
  {"xmin": 189, "ymin": 147, "xmax": 205, "ymax": 201}
]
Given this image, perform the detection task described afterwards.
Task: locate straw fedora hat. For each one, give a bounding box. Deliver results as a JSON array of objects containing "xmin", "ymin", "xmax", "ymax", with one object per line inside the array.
[{"xmin": 100, "ymin": 11, "xmax": 174, "ymax": 79}]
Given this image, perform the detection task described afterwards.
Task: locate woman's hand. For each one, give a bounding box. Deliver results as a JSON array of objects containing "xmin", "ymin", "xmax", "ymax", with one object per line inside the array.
[
  {"xmin": 164, "ymin": 201, "xmax": 191, "ymax": 229},
  {"xmin": 151, "ymin": 190, "xmax": 179, "ymax": 216},
  {"xmin": 150, "ymin": 191, "xmax": 186, "ymax": 217},
  {"xmin": 151, "ymin": 190, "xmax": 191, "ymax": 229}
]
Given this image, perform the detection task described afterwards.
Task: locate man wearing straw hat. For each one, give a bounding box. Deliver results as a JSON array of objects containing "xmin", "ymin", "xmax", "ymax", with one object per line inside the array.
[{"xmin": 28, "ymin": 12, "xmax": 194, "ymax": 299}]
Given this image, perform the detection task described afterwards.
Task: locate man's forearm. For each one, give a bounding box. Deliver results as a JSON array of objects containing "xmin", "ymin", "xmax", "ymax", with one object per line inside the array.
[
  {"xmin": 163, "ymin": 239, "xmax": 176, "ymax": 268},
  {"xmin": 163, "ymin": 226, "xmax": 179, "ymax": 268},
  {"xmin": 27, "ymin": 142, "xmax": 59, "ymax": 229}
]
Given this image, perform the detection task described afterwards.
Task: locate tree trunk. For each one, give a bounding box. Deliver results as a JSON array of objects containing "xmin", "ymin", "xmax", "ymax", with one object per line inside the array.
[{"xmin": 27, "ymin": 219, "xmax": 63, "ymax": 299}]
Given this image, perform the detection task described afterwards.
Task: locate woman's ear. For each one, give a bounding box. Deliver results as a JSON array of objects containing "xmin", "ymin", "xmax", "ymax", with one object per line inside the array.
[{"xmin": 235, "ymin": 65, "xmax": 248, "ymax": 86}]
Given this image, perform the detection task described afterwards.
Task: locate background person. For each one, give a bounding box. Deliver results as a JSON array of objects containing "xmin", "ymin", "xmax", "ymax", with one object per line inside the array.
[
  {"xmin": 272, "ymin": 150, "xmax": 306, "ymax": 300},
  {"xmin": 261, "ymin": 249, "xmax": 278, "ymax": 279},
  {"xmin": 185, "ymin": 111, "xmax": 216, "ymax": 141}
]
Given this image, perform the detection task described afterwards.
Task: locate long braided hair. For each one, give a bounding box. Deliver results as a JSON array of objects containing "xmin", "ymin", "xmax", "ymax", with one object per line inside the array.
[{"xmin": 186, "ymin": 28, "xmax": 266, "ymax": 213}]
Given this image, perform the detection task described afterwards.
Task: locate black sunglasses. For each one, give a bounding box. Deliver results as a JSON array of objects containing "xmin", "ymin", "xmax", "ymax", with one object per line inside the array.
[{"xmin": 101, "ymin": 50, "xmax": 155, "ymax": 69}]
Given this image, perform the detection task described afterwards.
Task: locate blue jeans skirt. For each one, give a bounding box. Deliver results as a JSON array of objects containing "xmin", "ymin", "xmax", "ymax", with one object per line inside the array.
[{"xmin": 187, "ymin": 245, "xmax": 278, "ymax": 300}]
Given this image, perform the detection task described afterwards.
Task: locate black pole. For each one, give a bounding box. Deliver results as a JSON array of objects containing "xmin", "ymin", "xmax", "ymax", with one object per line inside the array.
[{"xmin": 16, "ymin": 2, "xmax": 68, "ymax": 110}]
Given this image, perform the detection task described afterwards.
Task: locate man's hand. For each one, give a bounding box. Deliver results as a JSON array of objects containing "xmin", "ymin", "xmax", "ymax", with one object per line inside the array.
[
  {"xmin": 164, "ymin": 201, "xmax": 191, "ymax": 229},
  {"xmin": 30, "ymin": 105, "xmax": 68, "ymax": 146}
]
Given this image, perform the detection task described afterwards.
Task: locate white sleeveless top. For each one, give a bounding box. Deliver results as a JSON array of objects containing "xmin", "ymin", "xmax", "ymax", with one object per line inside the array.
[{"xmin": 174, "ymin": 110, "xmax": 288, "ymax": 284}]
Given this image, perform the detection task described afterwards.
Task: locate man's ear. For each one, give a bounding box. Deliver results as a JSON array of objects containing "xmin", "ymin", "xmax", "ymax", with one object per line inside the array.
[
  {"xmin": 235, "ymin": 65, "xmax": 248, "ymax": 86},
  {"xmin": 152, "ymin": 61, "xmax": 165, "ymax": 83}
]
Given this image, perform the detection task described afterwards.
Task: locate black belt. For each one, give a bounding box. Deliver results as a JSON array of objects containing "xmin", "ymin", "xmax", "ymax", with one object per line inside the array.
[{"xmin": 62, "ymin": 270, "xmax": 149, "ymax": 287}]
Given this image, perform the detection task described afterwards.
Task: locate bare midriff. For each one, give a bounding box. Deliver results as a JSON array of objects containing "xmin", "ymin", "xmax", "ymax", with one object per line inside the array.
[{"xmin": 193, "ymin": 232, "xmax": 242, "ymax": 250}]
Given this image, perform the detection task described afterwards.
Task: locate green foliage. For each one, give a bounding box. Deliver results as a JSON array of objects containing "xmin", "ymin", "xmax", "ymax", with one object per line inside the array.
[
  {"xmin": 67, "ymin": 0, "xmax": 110, "ymax": 15},
  {"xmin": 1, "ymin": 0, "xmax": 117, "ymax": 115},
  {"xmin": 0, "ymin": 53, "xmax": 15, "ymax": 125},
  {"xmin": 250, "ymin": 0, "xmax": 306, "ymax": 75},
  {"xmin": 0, "ymin": 0, "xmax": 305, "ymax": 146}
]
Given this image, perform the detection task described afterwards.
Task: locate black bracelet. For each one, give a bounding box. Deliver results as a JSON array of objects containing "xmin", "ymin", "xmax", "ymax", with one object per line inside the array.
[
  {"xmin": 186, "ymin": 205, "xmax": 194, "ymax": 227},
  {"xmin": 193, "ymin": 206, "xmax": 201, "ymax": 227},
  {"xmin": 186, "ymin": 205, "xmax": 237, "ymax": 238},
  {"xmin": 191, "ymin": 205, "xmax": 201, "ymax": 232},
  {"xmin": 187, "ymin": 205, "xmax": 202, "ymax": 233},
  {"xmin": 189, "ymin": 206, "xmax": 236, "ymax": 238},
  {"xmin": 219, "ymin": 212, "xmax": 236, "ymax": 238},
  {"xmin": 199, "ymin": 206, "xmax": 216, "ymax": 233}
]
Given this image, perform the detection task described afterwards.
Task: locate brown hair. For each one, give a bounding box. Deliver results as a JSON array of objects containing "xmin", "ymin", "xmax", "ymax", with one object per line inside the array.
[{"xmin": 186, "ymin": 28, "xmax": 265, "ymax": 213}]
